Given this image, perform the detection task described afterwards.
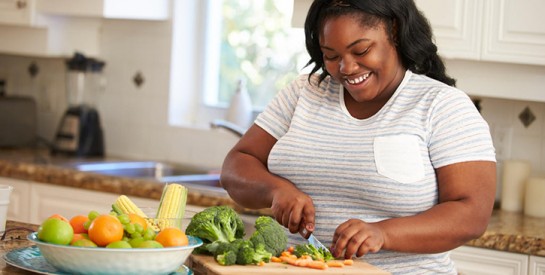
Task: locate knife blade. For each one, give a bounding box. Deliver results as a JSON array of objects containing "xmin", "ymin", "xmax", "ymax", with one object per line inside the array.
[
  {"xmin": 308, "ymin": 233, "xmax": 329, "ymax": 252},
  {"xmin": 300, "ymin": 227, "xmax": 329, "ymax": 252}
]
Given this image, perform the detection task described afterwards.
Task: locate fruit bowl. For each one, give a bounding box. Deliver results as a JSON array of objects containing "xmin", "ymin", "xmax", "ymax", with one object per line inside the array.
[{"xmin": 27, "ymin": 232, "xmax": 202, "ymax": 275}]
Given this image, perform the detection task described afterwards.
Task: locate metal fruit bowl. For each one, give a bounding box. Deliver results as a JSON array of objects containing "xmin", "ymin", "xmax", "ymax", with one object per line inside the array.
[{"xmin": 27, "ymin": 232, "xmax": 202, "ymax": 275}]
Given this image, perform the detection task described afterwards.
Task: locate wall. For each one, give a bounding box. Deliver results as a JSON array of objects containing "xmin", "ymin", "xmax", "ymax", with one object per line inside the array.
[{"xmin": 1, "ymin": 19, "xmax": 545, "ymax": 178}]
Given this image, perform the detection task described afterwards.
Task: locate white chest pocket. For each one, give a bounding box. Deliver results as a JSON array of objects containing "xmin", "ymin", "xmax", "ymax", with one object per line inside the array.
[{"xmin": 373, "ymin": 135, "xmax": 425, "ymax": 183}]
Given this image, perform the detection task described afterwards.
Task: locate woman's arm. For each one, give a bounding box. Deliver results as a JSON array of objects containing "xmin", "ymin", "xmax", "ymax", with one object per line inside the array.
[
  {"xmin": 220, "ymin": 124, "xmax": 316, "ymax": 234},
  {"xmin": 331, "ymin": 160, "xmax": 496, "ymax": 257}
]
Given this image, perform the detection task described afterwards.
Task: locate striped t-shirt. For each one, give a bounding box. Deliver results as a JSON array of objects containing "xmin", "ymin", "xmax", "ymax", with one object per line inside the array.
[{"xmin": 254, "ymin": 70, "xmax": 496, "ymax": 274}]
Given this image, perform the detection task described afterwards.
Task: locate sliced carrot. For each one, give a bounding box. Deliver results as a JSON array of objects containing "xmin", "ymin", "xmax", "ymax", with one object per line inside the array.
[
  {"xmin": 281, "ymin": 251, "xmax": 292, "ymax": 257},
  {"xmin": 258, "ymin": 261, "xmax": 265, "ymax": 266},
  {"xmin": 343, "ymin": 259, "xmax": 354, "ymax": 266},
  {"xmin": 327, "ymin": 261, "xmax": 344, "ymax": 268},
  {"xmin": 271, "ymin": 256, "xmax": 282, "ymax": 263},
  {"xmin": 307, "ymin": 260, "xmax": 328, "ymax": 270},
  {"xmin": 287, "ymin": 246, "xmax": 295, "ymax": 253},
  {"xmin": 280, "ymin": 255, "xmax": 297, "ymax": 265}
]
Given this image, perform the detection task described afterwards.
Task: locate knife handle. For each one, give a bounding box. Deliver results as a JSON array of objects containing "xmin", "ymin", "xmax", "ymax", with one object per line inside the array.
[{"xmin": 299, "ymin": 223, "xmax": 312, "ymax": 239}]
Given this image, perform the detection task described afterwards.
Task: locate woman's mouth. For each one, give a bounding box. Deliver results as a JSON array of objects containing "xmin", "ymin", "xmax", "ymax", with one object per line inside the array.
[{"xmin": 345, "ymin": 72, "xmax": 371, "ymax": 85}]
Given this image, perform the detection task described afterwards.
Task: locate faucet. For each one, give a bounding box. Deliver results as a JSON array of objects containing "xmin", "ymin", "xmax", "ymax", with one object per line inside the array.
[{"xmin": 210, "ymin": 119, "xmax": 246, "ymax": 138}]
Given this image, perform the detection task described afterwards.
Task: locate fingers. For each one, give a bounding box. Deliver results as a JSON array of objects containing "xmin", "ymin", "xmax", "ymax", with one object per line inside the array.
[
  {"xmin": 331, "ymin": 219, "xmax": 384, "ymax": 258},
  {"xmin": 270, "ymin": 188, "xmax": 315, "ymax": 235}
]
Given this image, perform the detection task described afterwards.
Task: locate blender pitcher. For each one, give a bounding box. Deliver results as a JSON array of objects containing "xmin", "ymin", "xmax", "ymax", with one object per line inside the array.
[{"xmin": 51, "ymin": 53, "xmax": 106, "ymax": 157}]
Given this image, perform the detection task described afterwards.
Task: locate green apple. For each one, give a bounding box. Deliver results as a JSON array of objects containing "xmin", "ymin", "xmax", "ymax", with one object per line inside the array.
[{"xmin": 38, "ymin": 218, "xmax": 74, "ymax": 245}]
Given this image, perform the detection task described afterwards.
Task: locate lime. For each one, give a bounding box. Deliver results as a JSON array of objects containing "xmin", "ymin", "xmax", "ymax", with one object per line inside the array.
[
  {"xmin": 38, "ymin": 218, "xmax": 74, "ymax": 245},
  {"xmin": 134, "ymin": 240, "xmax": 163, "ymax": 248},
  {"xmin": 72, "ymin": 239, "xmax": 98, "ymax": 247},
  {"xmin": 106, "ymin": 240, "xmax": 132, "ymax": 249}
]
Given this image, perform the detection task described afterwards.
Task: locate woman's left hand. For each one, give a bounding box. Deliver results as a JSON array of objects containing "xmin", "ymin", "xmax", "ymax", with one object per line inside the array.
[{"xmin": 331, "ymin": 219, "xmax": 385, "ymax": 259}]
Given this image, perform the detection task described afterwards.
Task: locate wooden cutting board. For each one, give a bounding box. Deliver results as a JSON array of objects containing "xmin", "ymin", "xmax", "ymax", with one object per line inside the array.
[{"xmin": 187, "ymin": 254, "xmax": 391, "ymax": 275}]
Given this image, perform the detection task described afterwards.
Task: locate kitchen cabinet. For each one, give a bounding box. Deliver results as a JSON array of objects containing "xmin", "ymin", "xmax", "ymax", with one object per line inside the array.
[
  {"xmin": 36, "ymin": 0, "xmax": 169, "ymax": 21},
  {"xmin": 451, "ymin": 246, "xmax": 529, "ymax": 275},
  {"xmin": 0, "ymin": 177, "xmax": 159, "ymax": 224},
  {"xmin": 529, "ymin": 256, "xmax": 545, "ymax": 274},
  {"xmin": 0, "ymin": 0, "xmax": 34, "ymax": 26},
  {"xmin": 29, "ymin": 182, "xmax": 159, "ymax": 225},
  {"xmin": 0, "ymin": 0, "xmax": 169, "ymax": 57},
  {"xmin": 0, "ymin": 177, "xmax": 31, "ymax": 223},
  {"xmin": 415, "ymin": 0, "xmax": 545, "ymax": 66}
]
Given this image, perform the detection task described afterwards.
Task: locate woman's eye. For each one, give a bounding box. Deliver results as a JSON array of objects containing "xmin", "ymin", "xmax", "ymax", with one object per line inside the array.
[
  {"xmin": 356, "ymin": 47, "xmax": 370, "ymax": 56},
  {"xmin": 324, "ymin": 55, "xmax": 338, "ymax": 61}
]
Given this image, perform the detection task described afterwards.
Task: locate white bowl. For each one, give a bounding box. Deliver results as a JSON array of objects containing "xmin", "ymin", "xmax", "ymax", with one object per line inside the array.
[{"xmin": 27, "ymin": 232, "xmax": 202, "ymax": 275}]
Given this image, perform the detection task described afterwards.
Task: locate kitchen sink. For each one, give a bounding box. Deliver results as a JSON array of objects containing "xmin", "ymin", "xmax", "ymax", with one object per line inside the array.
[
  {"xmin": 64, "ymin": 161, "xmax": 211, "ymax": 179},
  {"xmin": 63, "ymin": 161, "xmax": 224, "ymax": 194}
]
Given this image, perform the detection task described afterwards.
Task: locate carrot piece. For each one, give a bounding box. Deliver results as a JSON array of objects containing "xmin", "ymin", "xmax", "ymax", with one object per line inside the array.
[
  {"xmin": 280, "ymin": 255, "xmax": 297, "ymax": 265},
  {"xmin": 287, "ymin": 246, "xmax": 295, "ymax": 253},
  {"xmin": 327, "ymin": 261, "xmax": 344, "ymax": 268},
  {"xmin": 281, "ymin": 251, "xmax": 291, "ymax": 257},
  {"xmin": 307, "ymin": 260, "xmax": 328, "ymax": 270},
  {"xmin": 271, "ymin": 256, "xmax": 282, "ymax": 263},
  {"xmin": 258, "ymin": 261, "xmax": 265, "ymax": 266},
  {"xmin": 343, "ymin": 259, "xmax": 354, "ymax": 266}
]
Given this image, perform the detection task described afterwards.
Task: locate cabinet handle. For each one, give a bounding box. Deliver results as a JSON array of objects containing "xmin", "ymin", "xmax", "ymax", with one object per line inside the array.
[{"xmin": 16, "ymin": 0, "xmax": 27, "ymax": 9}]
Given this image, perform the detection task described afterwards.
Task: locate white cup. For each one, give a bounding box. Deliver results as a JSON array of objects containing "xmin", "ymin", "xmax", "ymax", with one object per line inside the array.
[{"xmin": 0, "ymin": 185, "xmax": 13, "ymax": 233}]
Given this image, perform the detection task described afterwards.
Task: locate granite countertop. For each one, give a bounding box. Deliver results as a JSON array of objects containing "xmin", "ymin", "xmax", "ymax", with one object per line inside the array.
[{"xmin": 0, "ymin": 148, "xmax": 544, "ymax": 258}]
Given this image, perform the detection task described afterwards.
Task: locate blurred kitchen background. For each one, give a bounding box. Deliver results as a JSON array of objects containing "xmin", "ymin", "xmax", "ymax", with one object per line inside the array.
[{"xmin": 1, "ymin": 0, "xmax": 545, "ymax": 188}]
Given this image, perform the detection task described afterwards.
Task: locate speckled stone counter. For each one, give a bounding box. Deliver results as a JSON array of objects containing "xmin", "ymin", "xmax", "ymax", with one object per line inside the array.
[
  {"xmin": 0, "ymin": 148, "xmax": 271, "ymax": 216},
  {"xmin": 0, "ymin": 148, "xmax": 543, "ymax": 257}
]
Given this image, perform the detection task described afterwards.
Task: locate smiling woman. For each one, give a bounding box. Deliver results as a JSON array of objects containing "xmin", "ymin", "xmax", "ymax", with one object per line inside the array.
[{"xmin": 168, "ymin": 0, "xmax": 309, "ymax": 128}]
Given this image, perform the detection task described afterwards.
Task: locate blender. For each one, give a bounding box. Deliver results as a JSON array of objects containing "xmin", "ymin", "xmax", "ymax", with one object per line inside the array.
[{"xmin": 51, "ymin": 53, "xmax": 105, "ymax": 157}]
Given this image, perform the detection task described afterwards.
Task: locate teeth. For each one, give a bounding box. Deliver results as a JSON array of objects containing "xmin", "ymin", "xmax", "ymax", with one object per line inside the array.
[{"xmin": 346, "ymin": 73, "xmax": 370, "ymax": 85}]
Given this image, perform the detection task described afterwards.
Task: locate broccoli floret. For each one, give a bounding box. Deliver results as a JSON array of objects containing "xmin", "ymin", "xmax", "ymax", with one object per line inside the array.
[
  {"xmin": 185, "ymin": 206, "xmax": 246, "ymax": 251},
  {"xmin": 252, "ymin": 242, "xmax": 272, "ymax": 263},
  {"xmin": 249, "ymin": 216, "xmax": 287, "ymax": 256},
  {"xmin": 293, "ymin": 244, "xmax": 334, "ymax": 262},
  {"xmin": 236, "ymin": 240, "xmax": 256, "ymax": 265},
  {"xmin": 216, "ymin": 250, "xmax": 237, "ymax": 266}
]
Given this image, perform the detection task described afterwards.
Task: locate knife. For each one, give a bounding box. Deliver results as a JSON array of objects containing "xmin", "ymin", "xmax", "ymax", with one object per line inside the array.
[{"xmin": 300, "ymin": 227, "xmax": 330, "ymax": 252}]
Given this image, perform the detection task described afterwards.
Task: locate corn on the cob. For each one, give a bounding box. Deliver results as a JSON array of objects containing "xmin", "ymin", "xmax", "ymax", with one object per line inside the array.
[
  {"xmin": 155, "ymin": 183, "xmax": 188, "ymax": 230},
  {"xmin": 112, "ymin": 195, "xmax": 159, "ymax": 231}
]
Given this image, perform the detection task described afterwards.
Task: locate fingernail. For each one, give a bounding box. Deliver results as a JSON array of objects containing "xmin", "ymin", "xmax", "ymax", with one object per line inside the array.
[{"xmin": 306, "ymin": 223, "xmax": 314, "ymax": 231}]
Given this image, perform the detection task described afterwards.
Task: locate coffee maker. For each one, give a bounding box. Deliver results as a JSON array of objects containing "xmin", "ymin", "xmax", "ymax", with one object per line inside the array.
[{"xmin": 51, "ymin": 53, "xmax": 105, "ymax": 157}]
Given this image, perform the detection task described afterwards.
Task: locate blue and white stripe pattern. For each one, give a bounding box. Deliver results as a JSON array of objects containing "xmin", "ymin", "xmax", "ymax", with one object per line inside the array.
[{"xmin": 255, "ymin": 70, "xmax": 496, "ymax": 274}]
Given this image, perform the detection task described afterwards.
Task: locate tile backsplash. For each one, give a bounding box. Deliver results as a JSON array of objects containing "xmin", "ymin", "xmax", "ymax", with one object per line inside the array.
[{"xmin": 1, "ymin": 18, "xmax": 545, "ymax": 178}]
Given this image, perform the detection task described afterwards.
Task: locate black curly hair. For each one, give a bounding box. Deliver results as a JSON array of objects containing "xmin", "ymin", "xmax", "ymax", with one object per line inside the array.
[{"xmin": 304, "ymin": 0, "xmax": 456, "ymax": 86}]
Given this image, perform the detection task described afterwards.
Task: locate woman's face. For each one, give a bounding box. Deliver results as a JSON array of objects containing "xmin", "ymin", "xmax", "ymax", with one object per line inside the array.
[{"xmin": 319, "ymin": 15, "xmax": 405, "ymax": 103}]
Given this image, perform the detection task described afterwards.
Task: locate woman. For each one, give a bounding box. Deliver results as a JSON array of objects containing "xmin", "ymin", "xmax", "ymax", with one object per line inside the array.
[{"xmin": 220, "ymin": 0, "xmax": 496, "ymax": 273}]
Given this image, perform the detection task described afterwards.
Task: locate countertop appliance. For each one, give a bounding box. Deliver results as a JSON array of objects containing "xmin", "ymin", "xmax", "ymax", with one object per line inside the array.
[
  {"xmin": 51, "ymin": 53, "xmax": 105, "ymax": 157},
  {"xmin": 0, "ymin": 96, "xmax": 37, "ymax": 147}
]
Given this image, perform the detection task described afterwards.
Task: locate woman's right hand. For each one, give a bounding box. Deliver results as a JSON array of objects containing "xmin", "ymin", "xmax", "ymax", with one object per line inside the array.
[{"xmin": 270, "ymin": 181, "xmax": 315, "ymax": 235}]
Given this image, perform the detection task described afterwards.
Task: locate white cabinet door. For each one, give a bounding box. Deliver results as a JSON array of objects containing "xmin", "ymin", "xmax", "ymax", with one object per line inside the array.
[
  {"xmin": 415, "ymin": 0, "xmax": 483, "ymax": 60},
  {"xmin": 451, "ymin": 246, "xmax": 529, "ymax": 275},
  {"xmin": 482, "ymin": 0, "xmax": 545, "ymax": 66},
  {"xmin": 529, "ymin": 255, "xmax": 545, "ymax": 275},
  {"xmin": 0, "ymin": 0, "xmax": 34, "ymax": 26},
  {"xmin": 0, "ymin": 177, "xmax": 31, "ymax": 223},
  {"xmin": 29, "ymin": 182, "xmax": 158, "ymax": 224},
  {"xmin": 36, "ymin": 0, "xmax": 169, "ymax": 20}
]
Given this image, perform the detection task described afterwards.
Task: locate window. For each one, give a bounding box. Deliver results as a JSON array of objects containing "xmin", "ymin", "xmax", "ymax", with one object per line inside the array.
[{"xmin": 169, "ymin": 0, "xmax": 309, "ymax": 127}]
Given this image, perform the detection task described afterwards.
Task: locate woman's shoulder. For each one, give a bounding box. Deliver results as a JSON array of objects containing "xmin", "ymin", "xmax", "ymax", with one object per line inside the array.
[{"xmin": 407, "ymin": 72, "xmax": 469, "ymax": 100}]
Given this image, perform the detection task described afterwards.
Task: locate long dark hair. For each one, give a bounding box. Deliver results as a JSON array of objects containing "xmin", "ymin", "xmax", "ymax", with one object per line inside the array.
[{"xmin": 304, "ymin": 0, "xmax": 456, "ymax": 86}]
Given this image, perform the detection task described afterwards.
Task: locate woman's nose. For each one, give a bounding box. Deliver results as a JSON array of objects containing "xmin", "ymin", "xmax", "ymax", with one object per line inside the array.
[{"xmin": 339, "ymin": 57, "xmax": 357, "ymax": 75}]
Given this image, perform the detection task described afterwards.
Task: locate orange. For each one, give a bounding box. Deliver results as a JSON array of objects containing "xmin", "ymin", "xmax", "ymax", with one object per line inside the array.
[
  {"xmin": 48, "ymin": 214, "xmax": 69, "ymax": 223},
  {"xmin": 69, "ymin": 215, "xmax": 89, "ymax": 234},
  {"xmin": 128, "ymin": 213, "xmax": 147, "ymax": 231},
  {"xmin": 154, "ymin": 227, "xmax": 188, "ymax": 247},
  {"xmin": 88, "ymin": 214, "xmax": 124, "ymax": 247},
  {"xmin": 70, "ymin": 233, "xmax": 89, "ymax": 245}
]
